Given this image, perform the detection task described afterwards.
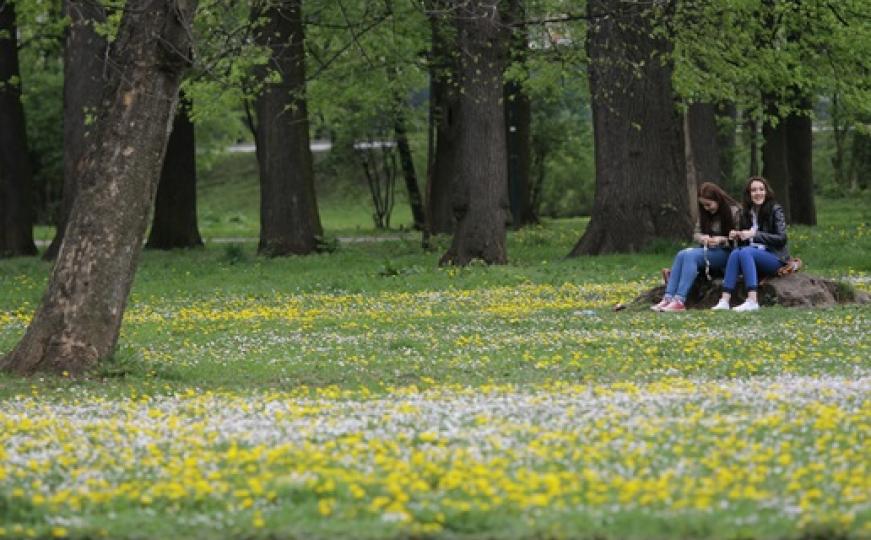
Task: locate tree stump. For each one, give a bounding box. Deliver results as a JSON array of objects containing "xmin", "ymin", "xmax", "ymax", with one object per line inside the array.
[{"xmin": 632, "ymin": 273, "xmax": 870, "ymax": 310}]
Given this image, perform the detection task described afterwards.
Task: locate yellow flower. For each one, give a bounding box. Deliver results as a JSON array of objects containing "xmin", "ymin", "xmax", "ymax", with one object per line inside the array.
[
  {"xmin": 318, "ymin": 498, "xmax": 334, "ymax": 516},
  {"xmin": 252, "ymin": 511, "xmax": 265, "ymax": 528}
]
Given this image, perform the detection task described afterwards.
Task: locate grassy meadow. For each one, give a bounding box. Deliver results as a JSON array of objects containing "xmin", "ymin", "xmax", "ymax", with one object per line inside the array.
[{"xmin": 1, "ymin": 160, "xmax": 870, "ymax": 539}]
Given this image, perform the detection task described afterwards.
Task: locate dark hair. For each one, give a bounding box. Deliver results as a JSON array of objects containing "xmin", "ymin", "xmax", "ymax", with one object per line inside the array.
[
  {"xmin": 698, "ymin": 181, "xmax": 738, "ymax": 234},
  {"xmin": 742, "ymin": 176, "xmax": 776, "ymax": 223}
]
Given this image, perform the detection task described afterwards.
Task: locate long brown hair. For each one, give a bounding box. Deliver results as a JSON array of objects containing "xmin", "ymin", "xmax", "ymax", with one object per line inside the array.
[
  {"xmin": 698, "ymin": 181, "xmax": 738, "ymax": 234},
  {"xmin": 742, "ymin": 176, "xmax": 777, "ymax": 223}
]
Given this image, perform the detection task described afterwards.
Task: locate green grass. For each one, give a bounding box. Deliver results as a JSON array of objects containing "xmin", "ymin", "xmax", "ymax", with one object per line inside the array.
[
  {"xmin": 0, "ymin": 190, "xmax": 869, "ymax": 540},
  {"xmin": 197, "ymin": 152, "xmax": 415, "ymax": 238}
]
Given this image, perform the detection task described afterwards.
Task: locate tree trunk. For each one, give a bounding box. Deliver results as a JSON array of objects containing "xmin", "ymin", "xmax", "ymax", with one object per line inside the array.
[
  {"xmin": 686, "ymin": 102, "xmax": 736, "ymax": 191},
  {"xmin": 831, "ymin": 93, "xmax": 847, "ymax": 188},
  {"xmin": 394, "ymin": 110, "xmax": 426, "ymax": 231},
  {"xmin": 504, "ymin": 0, "xmax": 534, "ymax": 228},
  {"xmin": 683, "ymin": 111, "xmax": 699, "ymax": 226},
  {"xmin": 253, "ymin": 0, "xmax": 322, "ymax": 256},
  {"xmin": 761, "ymin": 98, "xmax": 791, "ymax": 221},
  {"xmin": 716, "ymin": 102, "xmax": 737, "ymax": 187},
  {"xmin": 687, "ymin": 103, "xmax": 721, "ymax": 184},
  {"xmin": 44, "ymin": 0, "xmax": 108, "ymax": 260},
  {"xmin": 0, "ymin": 1, "xmax": 37, "ymax": 257},
  {"xmin": 570, "ymin": 0, "xmax": 689, "ymax": 255},
  {"xmin": 747, "ymin": 114, "xmax": 759, "ymax": 177},
  {"xmin": 439, "ymin": 0, "xmax": 509, "ymax": 266},
  {"xmin": 1, "ymin": 0, "xmax": 197, "ymax": 376},
  {"xmin": 426, "ymin": 0, "xmax": 460, "ymax": 235},
  {"xmin": 146, "ymin": 96, "xmax": 203, "ymax": 249},
  {"xmin": 785, "ymin": 104, "xmax": 815, "ymax": 225},
  {"xmin": 849, "ymin": 117, "xmax": 871, "ymax": 191}
]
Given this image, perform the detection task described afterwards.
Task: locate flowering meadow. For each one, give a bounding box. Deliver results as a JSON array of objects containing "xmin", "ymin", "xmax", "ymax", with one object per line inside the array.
[{"xmin": 1, "ymin": 202, "xmax": 869, "ymax": 539}]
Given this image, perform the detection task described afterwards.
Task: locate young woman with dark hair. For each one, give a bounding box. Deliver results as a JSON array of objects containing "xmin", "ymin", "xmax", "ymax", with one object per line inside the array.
[
  {"xmin": 712, "ymin": 176, "xmax": 789, "ymax": 312},
  {"xmin": 653, "ymin": 182, "xmax": 742, "ymax": 312}
]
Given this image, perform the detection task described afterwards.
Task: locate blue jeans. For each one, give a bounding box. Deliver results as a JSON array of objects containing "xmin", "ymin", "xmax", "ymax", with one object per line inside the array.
[
  {"xmin": 665, "ymin": 247, "xmax": 730, "ymax": 301},
  {"xmin": 722, "ymin": 247, "xmax": 785, "ymax": 292}
]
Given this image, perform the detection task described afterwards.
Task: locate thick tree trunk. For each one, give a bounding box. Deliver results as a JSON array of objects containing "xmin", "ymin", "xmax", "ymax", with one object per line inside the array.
[
  {"xmin": 253, "ymin": 0, "xmax": 322, "ymax": 256},
  {"xmin": 716, "ymin": 102, "xmax": 737, "ymax": 186},
  {"xmin": 785, "ymin": 106, "xmax": 816, "ymax": 225},
  {"xmin": 570, "ymin": 0, "xmax": 689, "ymax": 255},
  {"xmin": 747, "ymin": 114, "xmax": 759, "ymax": 177},
  {"xmin": 426, "ymin": 1, "xmax": 460, "ymax": 235},
  {"xmin": 850, "ymin": 118, "xmax": 871, "ymax": 191},
  {"xmin": 504, "ymin": 82, "xmax": 533, "ymax": 228},
  {"xmin": 146, "ymin": 97, "xmax": 203, "ymax": 249},
  {"xmin": 1, "ymin": 0, "xmax": 197, "ymax": 376},
  {"xmin": 683, "ymin": 112, "xmax": 700, "ymax": 226},
  {"xmin": 504, "ymin": 0, "xmax": 534, "ymax": 228},
  {"xmin": 44, "ymin": 0, "xmax": 108, "ymax": 260},
  {"xmin": 394, "ymin": 111, "xmax": 426, "ymax": 231},
  {"xmin": 439, "ymin": 0, "xmax": 509, "ymax": 266},
  {"xmin": 761, "ymin": 98, "xmax": 791, "ymax": 221},
  {"xmin": 0, "ymin": 1, "xmax": 37, "ymax": 257},
  {"xmin": 687, "ymin": 103, "xmax": 721, "ymax": 184}
]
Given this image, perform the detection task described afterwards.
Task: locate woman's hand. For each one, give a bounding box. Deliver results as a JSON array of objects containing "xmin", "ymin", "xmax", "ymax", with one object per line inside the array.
[
  {"xmin": 729, "ymin": 229, "xmax": 754, "ymax": 241},
  {"xmin": 705, "ymin": 236, "xmax": 724, "ymax": 247}
]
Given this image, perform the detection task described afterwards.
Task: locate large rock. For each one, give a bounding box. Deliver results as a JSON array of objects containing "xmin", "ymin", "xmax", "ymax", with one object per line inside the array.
[{"xmin": 633, "ymin": 273, "xmax": 869, "ymax": 310}]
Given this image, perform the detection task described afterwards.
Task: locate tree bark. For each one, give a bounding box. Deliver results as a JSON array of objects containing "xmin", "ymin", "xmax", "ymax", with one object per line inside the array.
[
  {"xmin": 146, "ymin": 96, "xmax": 203, "ymax": 249},
  {"xmin": 785, "ymin": 104, "xmax": 815, "ymax": 225},
  {"xmin": 439, "ymin": 0, "xmax": 509, "ymax": 266},
  {"xmin": 394, "ymin": 110, "xmax": 426, "ymax": 231},
  {"xmin": 570, "ymin": 0, "xmax": 689, "ymax": 255},
  {"xmin": 0, "ymin": 1, "xmax": 37, "ymax": 257},
  {"xmin": 687, "ymin": 103, "xmax": 721, "ymax": 184},
  {"xmin": 761, "ymin": 98, "xmax": 791, "ymax": 221},
  {"xmin": 1, "ymin": 0, "xmax": 197, "ymax": 376},
  {"xmin": 683, "ymin": 112, "xmax": 700, "ymax": 226},
  {"xmin": 426, "ymin": 0, "xmax": 460, "ymax": 235},
  {"xmin": 747, "ymin": 114, "xmax": 759, "ymax": 177},
  {"xmin": 504, "ymin": 0, "xmax": 534, "ymax": 228},
  {"xmin": 44, "ymin": 0, "xmax": 108, "ymax": 260},
  {"xmin": 849, "ymin": 118, "xmax": 871, "ymax": 191},
  {"xmin": 253, "ymin": 0, "xmax": 322, "ymax": 256},
  {"xmin": 716, "ymin": 102, "xmax": 737, "ymax": 186}
]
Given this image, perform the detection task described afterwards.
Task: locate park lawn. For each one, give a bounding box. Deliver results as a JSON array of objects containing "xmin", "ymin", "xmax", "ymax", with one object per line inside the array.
[
  {"xmin": 0, "ymin": 195, "xmax": 869, "ymax": 539},
  {"xmin": 196, "ymin": 151, "xmax": 417, "ymax": 238}
]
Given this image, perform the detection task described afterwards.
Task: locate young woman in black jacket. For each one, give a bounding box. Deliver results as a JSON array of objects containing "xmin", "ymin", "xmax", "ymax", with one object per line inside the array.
[{"xmin": 712, "ymin": 176, "xmax": 789, "ymax": 312}]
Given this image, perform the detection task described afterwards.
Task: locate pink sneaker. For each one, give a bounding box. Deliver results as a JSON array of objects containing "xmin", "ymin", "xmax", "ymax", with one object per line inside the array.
[
  {"xmin": 651, "ymin": 297, "xmax": 671, "ymax": 311},
  {"xmin": 661, "ymin": 299, "xmax": 686, "ymax": 312}
]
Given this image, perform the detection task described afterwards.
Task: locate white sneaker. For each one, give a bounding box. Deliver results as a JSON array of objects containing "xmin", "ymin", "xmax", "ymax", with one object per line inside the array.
[
  {"xmin": 711, "ymin": 299, "xmax": 730, "ymax": 311},
  {"xmin": 733, "ymin": 300, "xmax": 759, "ymax": 312}
]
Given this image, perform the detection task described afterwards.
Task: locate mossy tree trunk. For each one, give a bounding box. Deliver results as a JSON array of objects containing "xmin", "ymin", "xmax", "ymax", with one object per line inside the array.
[{"xmin": 1, "ymin": 0, "xmax": 197, "ymax": 376}]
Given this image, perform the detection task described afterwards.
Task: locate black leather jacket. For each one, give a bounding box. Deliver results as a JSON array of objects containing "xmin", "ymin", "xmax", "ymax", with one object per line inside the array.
[{"xmin": 738, "ymin": 202, "xmax": 790, "ymax": 262}]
